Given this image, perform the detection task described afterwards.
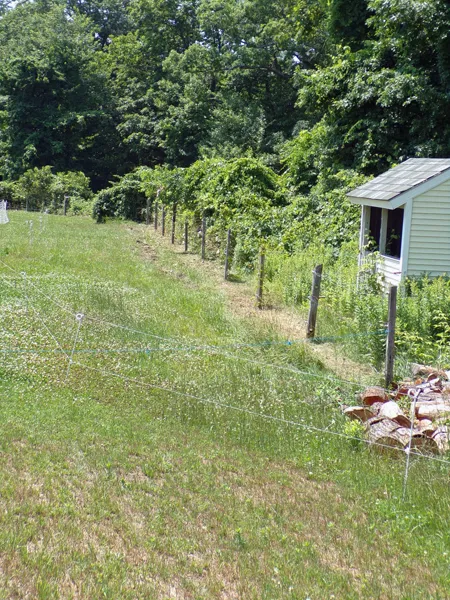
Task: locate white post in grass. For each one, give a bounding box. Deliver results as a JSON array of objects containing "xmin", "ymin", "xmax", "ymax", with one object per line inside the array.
[{"xmin": 0, "ymin": 200, "xmax": 9, "ymax": 224}]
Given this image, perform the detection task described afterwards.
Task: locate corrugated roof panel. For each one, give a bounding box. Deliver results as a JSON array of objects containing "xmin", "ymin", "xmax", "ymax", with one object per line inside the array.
[{"xmin": 347, "ymin": 158, "xmax": 450, "ymax": 201}]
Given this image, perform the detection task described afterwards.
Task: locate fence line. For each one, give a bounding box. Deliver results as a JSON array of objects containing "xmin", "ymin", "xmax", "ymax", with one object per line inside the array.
[
  {"xmin": 2, "ymin": 266, "xmax": 449, "ymax": 470},
  {"xmin": 0, "ymin": 261, "xmax": 383, "ymax": 390},
  {"xmin": 0, "ymin": 275, "xmax": 371, "ymax": 392},
  {"xmin": 0, "ymin": 328, "xmax": 387, "ymax": 356},
  {"xmin": 70, "ymin": 359, "xmax": 450, "ymax": 466}
]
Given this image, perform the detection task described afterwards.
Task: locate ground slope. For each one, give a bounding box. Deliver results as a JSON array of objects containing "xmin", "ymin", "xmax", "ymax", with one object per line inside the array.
[{"xmin": 0, "ymin": 213, "xmax": 449, "ymax": 599}]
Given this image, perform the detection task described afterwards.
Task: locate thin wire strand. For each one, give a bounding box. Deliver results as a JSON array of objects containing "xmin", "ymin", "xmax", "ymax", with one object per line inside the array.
[
  {"xmin": 27, "ymin": 303, "xmax": 70, "ymax": 359},
  {"xmin": 0, "ymin": 268, "xmax": 379, "ymax": 389},
  {"xmin": 0, "ymin": 272, "xmax": 70, "ymax": 359},
  {"xmin": 0, "ymin": 258, "xmax": 386, "ymax": 348},
  {"xmin": 71, "ymin": 359, "xmax": 450, "ymax": 466},
  {"xmin": 1, "ymin": 266, "xmax": 448, "ymax": 466}
]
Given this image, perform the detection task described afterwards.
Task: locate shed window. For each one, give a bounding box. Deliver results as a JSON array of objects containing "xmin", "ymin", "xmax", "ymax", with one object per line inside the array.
[
  {"xmin": 368, "ymin": 207, "xmax": 382, "ymax": 250},
  {"xmin": 384, "ymin": 207, "xmax": 404, "ymax": 259}
]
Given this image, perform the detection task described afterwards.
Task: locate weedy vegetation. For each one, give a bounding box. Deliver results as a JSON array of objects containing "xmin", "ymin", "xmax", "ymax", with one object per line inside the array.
[{"xmin": 1, "ymin": 212, "xmax": 450, "ymax": 599}]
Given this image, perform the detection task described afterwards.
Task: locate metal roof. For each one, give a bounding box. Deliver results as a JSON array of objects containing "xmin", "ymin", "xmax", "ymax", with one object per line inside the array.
[{"xmin": 347, "ymin": 158, "xmax": 450, "ymax": 201}]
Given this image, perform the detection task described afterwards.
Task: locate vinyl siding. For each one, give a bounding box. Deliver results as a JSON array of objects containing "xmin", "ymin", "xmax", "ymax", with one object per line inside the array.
[
  {"xmin": 376, "ymin": 256, "xmax": 402, "ymax": 288},
  {"xmin": 407, "ymin": 181, "xmax": 450, "ymax": 276}
]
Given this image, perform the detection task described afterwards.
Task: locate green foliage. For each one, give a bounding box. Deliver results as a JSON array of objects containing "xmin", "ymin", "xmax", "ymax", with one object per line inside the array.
[
  {"xmin": 0, "ymin": 3, "xmax": 119, "ymax": 187},
  {"xmin": 343, "ymin": 419, "xmax": 366, "ymax": 449},
  {"xmin": 93, "ymin": 168, "xmax": 149, "ymax": 222},
  {"xmin": 13, "ymin": 166, "xmax": 92, "ymax": 213},
  {"xmin": 328, "ymin": 0, "xmax": 368, "ymax": 48}
]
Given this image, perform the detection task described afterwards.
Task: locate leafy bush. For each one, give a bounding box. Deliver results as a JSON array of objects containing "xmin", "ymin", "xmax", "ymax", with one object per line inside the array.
[
  {"xmin": 11, "ymin": 167, "xmax": 92, "ymax": 212},
  {"xmin": 93, "ymin": 168, "xmax": 150, "ymax": 222}
]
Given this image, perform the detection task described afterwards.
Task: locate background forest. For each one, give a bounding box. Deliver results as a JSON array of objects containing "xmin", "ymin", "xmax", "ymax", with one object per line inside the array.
[{"xmin": 2, "ymin": 0, "xmax": 450, "ymax": 367}]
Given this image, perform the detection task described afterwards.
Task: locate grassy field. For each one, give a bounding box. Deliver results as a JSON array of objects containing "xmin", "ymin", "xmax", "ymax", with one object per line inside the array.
[{"xmin": 1, "ymin": 212, "xmax": 450, "ymax": 599}]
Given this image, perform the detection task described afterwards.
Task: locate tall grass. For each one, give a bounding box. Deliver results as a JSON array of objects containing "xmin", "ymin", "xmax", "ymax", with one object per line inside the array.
[
  {"xmin": 263, "ymin": 241, "xmax": 450, "ymax": 371},
  {"xmin": 1, "ymin": 213, "xmax": 450, "ymax": 597}
]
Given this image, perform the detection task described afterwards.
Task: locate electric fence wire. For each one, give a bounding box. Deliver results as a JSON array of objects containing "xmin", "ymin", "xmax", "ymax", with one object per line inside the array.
[
  {"xmin": 0, "ymin": 262, "xmax": 382, "ymax": 389},
  {"xmin": 0, "ymin": 258, "xmax": 386, "ymax": 347},
  {"xmin": 71, "ymin": 358, "xmax": 450, "ymax": 467},
  {"xmin": 2, "ymin": 266, "xmax": 449, "ymax": 468}
]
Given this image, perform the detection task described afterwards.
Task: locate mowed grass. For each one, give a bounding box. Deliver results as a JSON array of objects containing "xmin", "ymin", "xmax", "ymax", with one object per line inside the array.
[{"xmin": 1, "ymin": 212, "xmax": 450, "ymax": 599}]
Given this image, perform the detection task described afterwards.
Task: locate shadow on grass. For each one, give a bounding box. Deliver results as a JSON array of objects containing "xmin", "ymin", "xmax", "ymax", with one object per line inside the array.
[{"xmin": 226, "ymin": 273, "xmax": 245, "ymax": 283}]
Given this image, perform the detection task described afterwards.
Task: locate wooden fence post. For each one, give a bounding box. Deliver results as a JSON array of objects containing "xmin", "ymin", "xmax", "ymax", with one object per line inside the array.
[
  {"xmin": 161, "ymin": 205, "xmax": 166, "ymax": 236},
  {"xmin": 385, "ymin": 285, "xmax": 398, "ymax": 388},
  {"xmin": 154, "ymin": 202, "xmax": 158, "ymax": 230},
  {"xmin": 224, "ymin": 228, "xmax": 231, "ymax": 281},
  {"xmin": 306, "ymin": 264, "xmax": 323, "ymax": 339},
  {"xmin": 184, "ymin": 220, "xmax": 188, "ymax": 252},
  {"xmin": 171, "ymin": 202, "xmax": 176, "ymax": 244},
  {"xmin": 201, "ymin": 213, "xmax": 206, "ymax": 260},
  {"xmin": 256, "ymin": 248, "xmax": 265, "ymax": 309}
]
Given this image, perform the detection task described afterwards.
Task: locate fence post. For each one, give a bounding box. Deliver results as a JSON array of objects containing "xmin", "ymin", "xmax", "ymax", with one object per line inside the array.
[
  {"xmin": 154, "ymin": 202, "xmax": 158, "ymax": 230},
  {"xmin": 171, "ymin": 202, "xmax": 176, "ymax": 244},
  {"xmin": 256, "ymin": 248, "xmax": 265, "ymax": 309},
  {"xmin": 184, "ymin": 220, "xmax": 188, "ymax": 252},
  {"xmin": 224, "ymin": 228, "xmax": 231, "ymax": 281},
  {"xmin": 201, "ymin": 213, "xmax": 206, "ymax": 260},
  {"xmin": 63, "ymin": 195, "xmax": 69, "ymax": 216},
  {"xmin": 306, "ymin": 264, "xmax": 323, "ymax": 339},
  {"xmin": 385, "ymin": 285, "xmax": 398, "ymax": 388},
  {"xmin": 161, "ymin": 205, "xmax": 166, "ymax": 236}
]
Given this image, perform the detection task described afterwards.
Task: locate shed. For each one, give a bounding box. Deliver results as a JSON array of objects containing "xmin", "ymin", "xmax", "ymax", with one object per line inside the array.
[{"xmin": 347, "ymin": 158, "xmax": 450, "ymax": 286}]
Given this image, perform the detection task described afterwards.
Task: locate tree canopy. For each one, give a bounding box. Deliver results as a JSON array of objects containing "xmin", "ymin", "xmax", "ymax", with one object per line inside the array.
[{"xmin": 0, "ymin": 0, "xmax": 449, "ymax": 212}]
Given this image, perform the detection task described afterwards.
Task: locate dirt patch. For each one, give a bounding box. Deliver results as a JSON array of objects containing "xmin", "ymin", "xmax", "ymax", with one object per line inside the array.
[{"xmin": 134, "ymin": 224, "xmax": 375, "ymax": 381}]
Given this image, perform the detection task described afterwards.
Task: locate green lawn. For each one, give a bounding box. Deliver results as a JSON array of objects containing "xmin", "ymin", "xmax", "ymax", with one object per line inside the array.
[{"xmin": 0, "ymin": 212, "xmax": 449, "ymax": 599}]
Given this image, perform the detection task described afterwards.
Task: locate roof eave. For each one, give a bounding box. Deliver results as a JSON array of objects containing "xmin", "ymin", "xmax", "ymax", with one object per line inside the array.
[{"xmin": 347, "ymin": 167, "xmax": 450, "ymax": 209}]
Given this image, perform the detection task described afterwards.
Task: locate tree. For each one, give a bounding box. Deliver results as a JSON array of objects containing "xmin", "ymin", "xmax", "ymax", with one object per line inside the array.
[
  {"xmin": 0, "ymin": 4, "xmax": 120, "ymax": 188},
  {"xmin": 328, "ymin": 0, "xmax": 368, "ymax": 48}
]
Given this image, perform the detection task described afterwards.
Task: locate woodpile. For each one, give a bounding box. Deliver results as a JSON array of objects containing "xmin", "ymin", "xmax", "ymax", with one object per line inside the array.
[{"xmin": 344, "ymin": 365, "xmax": 450, "ymax": 455}]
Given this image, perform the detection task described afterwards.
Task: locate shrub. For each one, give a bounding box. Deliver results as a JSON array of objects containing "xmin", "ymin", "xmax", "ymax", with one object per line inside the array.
[{"xmin": 12, "ymin": 167, "xmax": 92, "ymax": 213}]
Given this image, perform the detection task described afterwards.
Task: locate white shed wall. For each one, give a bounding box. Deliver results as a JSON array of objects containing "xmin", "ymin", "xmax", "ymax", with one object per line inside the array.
[
  {"xmin": 407, "ymin": 181, "xmax": 450, "ymax": 276},
  {"xmin": 377, "ymin": 256, "xmax": 402, "ymax": 288}
]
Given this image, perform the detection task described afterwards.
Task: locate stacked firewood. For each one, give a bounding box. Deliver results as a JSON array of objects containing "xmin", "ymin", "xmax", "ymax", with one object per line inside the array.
[{"xmin": 344, "ymin": 365, "xmax": 450, "ymax": 455}]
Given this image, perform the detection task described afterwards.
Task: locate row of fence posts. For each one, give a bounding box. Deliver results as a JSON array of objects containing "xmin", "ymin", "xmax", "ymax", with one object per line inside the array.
[
  {"xmin": 305, "ymin": 263, "xmax": 398, "ymax": 388},
  {"xmin": 150, "ymin": 202, "xmax": 213, "ymax": 265},
  {"xmin": 24, "ymin": 195, "xmax": 70, "ymax": 215},
  {"xmin": 150, "ymin": 202, "xmax": 242, "ymax": 284},
  {"xmin": 147, "ymin": 203, "xmax": 398, "ymax": 387}
]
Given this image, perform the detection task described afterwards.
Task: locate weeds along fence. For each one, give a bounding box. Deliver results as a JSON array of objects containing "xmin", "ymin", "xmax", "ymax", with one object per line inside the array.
[
  {"xmin": 149, "ymin": 209, "xmax": 450, "ymax": 374},
  {"xmin": 1, "ymin": 254, "xmax": 450, "ymax": 505}
]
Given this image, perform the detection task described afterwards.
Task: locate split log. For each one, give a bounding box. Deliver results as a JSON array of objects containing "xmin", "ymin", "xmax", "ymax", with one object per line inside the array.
[
  {"xmin": 411, "ymin": 364, "xmax": 447, "ymax": 379},
  {"xmin": 417, "ymin": 419, "xmax": 435, "ymax": 436},
  {"xmin": 432, "ymin": 427, "xmax": 449, "ymax": 454},
  {"xmin": 420, "ymin": 425, "xmax": 438, "ymax": 438},
  {"xmin": 442, "ymin": 383, "xmax": 450, "ymax": 396},
  {"xmin": 366, "ymin": 418, "xmax": 407, "ymax": 454},
  {"xmin": 370, "ymin": 402, "xmax": 385, "ymax": 415},
  {"xmin": 344, "ymin": 406, "xmax": 376, "ymax": 422},
  {"xmin": 365, "ymin": 415, "xmax": 389, "ymax": 428},
  {"xmin": 361, "ymin": 386, "xmax": 389, "ymax": 406},
  {"xmin": 416, "ymin": 403, "xmax": 450, "ymax": 420},
  {"xmin": 378, "ymin": 401, "xmax": 412, "ymax": 428},
  {"xmin": 395, "ymin": 385, "xmax": 414, "ymax": 399},
  {"xmin": 409, "ymin": 432, "xmax": 439, "ymax": 455},
  {"xmin": 414, "ymin": 393, "xmax": 446, "ymax": 405},
  {"xmin": 415, "ymin": 398, "xmax": 447, "ymax": 408}
]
